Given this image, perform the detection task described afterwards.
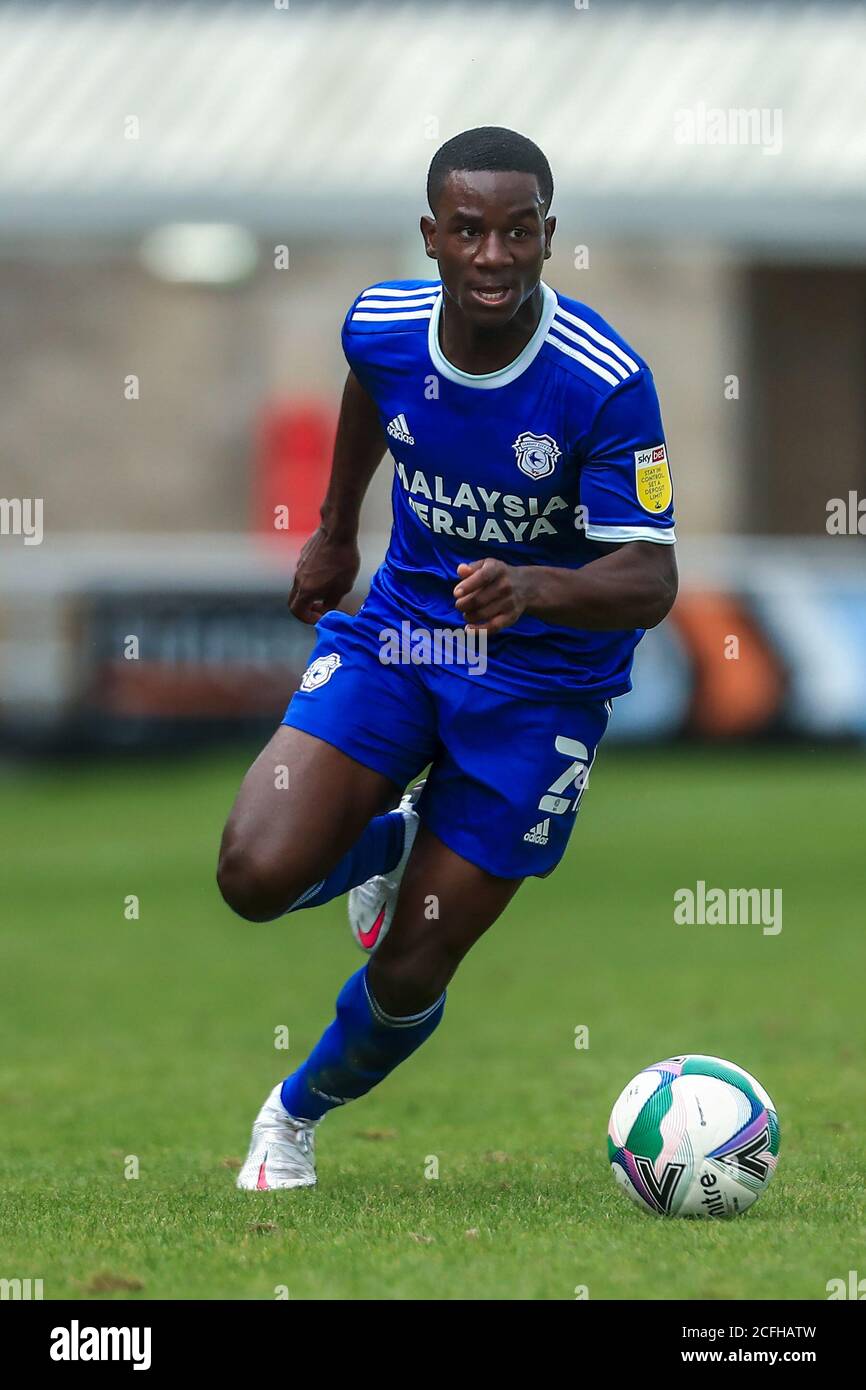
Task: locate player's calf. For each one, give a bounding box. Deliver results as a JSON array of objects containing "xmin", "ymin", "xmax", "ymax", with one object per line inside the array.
[{"xmin": 366, "ymin": 824, "xmax": 524, "ymax": 1015}]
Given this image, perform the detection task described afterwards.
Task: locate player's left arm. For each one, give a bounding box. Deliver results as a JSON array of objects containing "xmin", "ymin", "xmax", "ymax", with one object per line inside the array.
[
  {"xmin": 454, "ymin": 541, "xmax": 677, "ymax": 633},
  {"xmin": 454, "ymin": 367, "xmax": 678, "ymax": 633}
]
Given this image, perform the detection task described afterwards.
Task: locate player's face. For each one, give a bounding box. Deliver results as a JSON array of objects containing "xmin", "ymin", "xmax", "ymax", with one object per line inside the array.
[{"xmin": 421, "ymin": 170, "xmax": 555, "ymax": 326}]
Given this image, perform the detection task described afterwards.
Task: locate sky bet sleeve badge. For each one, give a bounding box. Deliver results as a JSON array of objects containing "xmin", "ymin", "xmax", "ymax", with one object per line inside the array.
[{"xmin": 634, "ymin": 444, "xmax": 673, "ymax": 512}]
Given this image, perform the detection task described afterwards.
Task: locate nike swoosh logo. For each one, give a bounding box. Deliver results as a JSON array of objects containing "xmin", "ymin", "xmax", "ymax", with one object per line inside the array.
[
  {"xmin": 257, "ymin": 1151, "xmax": 269, "ymax": 1190},
  {"xmin": 358, "ymin": 903, "xmax": 387, "ymax": 951}
]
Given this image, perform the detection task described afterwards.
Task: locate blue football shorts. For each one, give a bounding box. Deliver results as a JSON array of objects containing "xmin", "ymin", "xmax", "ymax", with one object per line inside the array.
[{"xmin": 282, "ymin": 605, "xmax": 612, "ymax": 879}]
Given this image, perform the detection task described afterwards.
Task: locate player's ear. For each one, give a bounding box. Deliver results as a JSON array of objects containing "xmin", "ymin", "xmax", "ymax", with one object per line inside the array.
[
  {"xmin": 420, "ymin": 214, "xmax": 438, "ymax": 259},
  {"xmin": 543, "ymin": 215, "xmax": 556, "ymax": 259}
]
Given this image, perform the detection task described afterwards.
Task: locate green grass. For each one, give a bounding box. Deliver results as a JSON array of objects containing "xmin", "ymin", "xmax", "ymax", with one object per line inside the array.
[{"xmin": 0, "ymin": 746, "xmax": 864, "ymax": 1300}]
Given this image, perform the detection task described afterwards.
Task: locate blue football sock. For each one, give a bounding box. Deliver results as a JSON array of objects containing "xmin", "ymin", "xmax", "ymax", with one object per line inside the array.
[
  {"xmin": 285, "ymin": 809, "xmax": 406, "ymax": 912},
  {"xmin": 280, "ymin": 965, "xmax": 445, "ymax": 1122}
]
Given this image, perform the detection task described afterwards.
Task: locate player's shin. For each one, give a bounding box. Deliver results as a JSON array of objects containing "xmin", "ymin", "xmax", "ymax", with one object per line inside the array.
[{"xmin": 279, "ymin": 964, "xmax": 445, "ymax": 1121}]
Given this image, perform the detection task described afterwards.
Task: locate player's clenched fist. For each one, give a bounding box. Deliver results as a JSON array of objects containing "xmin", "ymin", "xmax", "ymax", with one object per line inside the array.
[
  {"xmin": 453, "ymin": 558, "xmax": 532, "ymax": 635},
  {"xmin": 288, "ymin": 526, "xmax": 361, "ymax": 624}
]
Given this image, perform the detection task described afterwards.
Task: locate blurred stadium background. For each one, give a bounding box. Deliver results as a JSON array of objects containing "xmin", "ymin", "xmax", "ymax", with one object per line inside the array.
[{"xmin": 1, "ymin": 0, "xmax": 865, "ymax": 755}]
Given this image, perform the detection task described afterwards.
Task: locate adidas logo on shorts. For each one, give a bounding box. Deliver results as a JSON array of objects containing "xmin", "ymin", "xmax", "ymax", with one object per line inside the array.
[
  {"xmin": 387, "ymin": 413, "xmax": 414, "ymax": 445},
  {"xmin": 523, "ymin": 818, "xmax": 550, "ymax": 845}
]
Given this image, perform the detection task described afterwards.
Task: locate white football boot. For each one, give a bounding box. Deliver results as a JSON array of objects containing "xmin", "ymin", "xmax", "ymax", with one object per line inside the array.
[
  {"xmin": 348, "ymin": 780, "xmax": 425, "ymax": 954},
  {"xmin": 236, "ymin": 1083, "xmax": 318, "ymax": 1190}
]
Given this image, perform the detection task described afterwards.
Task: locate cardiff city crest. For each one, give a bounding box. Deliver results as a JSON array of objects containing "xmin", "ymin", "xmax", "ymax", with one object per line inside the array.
[
  {"xmin": 300, "ymin": 653, "xmax": 341, "ymax": 692},
  {"xmin": 513, "ymin": 432, "xmax": 561, "ymax": 480}
]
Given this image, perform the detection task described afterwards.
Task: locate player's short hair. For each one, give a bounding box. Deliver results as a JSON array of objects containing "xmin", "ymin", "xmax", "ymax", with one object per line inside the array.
[{"xmin": 427, "ymin": 126, "xmax": 554, "ymax": 216}]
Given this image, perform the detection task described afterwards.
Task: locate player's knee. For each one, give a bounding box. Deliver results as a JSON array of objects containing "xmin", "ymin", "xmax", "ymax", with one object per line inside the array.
[{"xmin": 216, "ymin": 841, "xmax": 299, "ymax": 923}]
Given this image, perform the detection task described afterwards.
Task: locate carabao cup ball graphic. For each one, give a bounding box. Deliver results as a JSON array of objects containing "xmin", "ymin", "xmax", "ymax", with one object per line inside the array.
[{"xmin": 608, "ymin": 1055, "xmax": 780, "ymax": 1217}]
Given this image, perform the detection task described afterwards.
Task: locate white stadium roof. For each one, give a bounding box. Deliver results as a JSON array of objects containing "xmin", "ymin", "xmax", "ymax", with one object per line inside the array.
[{"xmin": 0, "ymin": 0, "xmax": 864, "ymax": 249}]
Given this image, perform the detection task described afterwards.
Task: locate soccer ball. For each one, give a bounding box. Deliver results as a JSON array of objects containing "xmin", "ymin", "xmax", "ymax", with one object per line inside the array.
[{"xmin": 607, "ymin": 1054, "xmax": 779, "ymax": 1217}]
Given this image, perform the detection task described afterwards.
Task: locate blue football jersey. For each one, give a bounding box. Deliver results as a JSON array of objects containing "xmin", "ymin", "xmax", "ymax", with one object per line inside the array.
[{"xmin": 341, "ymin": 278, "xmax": 676, "ymax": 701}]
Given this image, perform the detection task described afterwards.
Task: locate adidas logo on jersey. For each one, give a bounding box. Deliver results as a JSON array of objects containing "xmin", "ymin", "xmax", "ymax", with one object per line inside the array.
[
  {"xmin": 387, "ymin": 413, "xmax": 414, "ymax": 445},
  {"xmin": 523, "ymin": 818, "xmax": 550, "ymax": 845}
]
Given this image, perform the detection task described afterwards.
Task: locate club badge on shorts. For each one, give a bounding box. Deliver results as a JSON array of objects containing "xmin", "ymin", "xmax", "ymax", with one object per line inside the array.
[
  {"xmin": 300, "ymin": 653, "xmax": 341, "ymax": 691},
  {"xmin": 634, "ymin": 444, "xmax": 673, "ymax": 513},
  {"xmin": 513, "ymin": 432, "xmax": 561, "ymax": 480}
]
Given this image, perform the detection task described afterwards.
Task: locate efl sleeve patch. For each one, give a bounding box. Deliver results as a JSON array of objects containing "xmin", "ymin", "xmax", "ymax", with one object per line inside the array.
[
  {"xmin": 579, "ymin": 371, "xmax": 675, "ymax": 538},
  {"xmin": 634, "ymin": 445, "xmax": 673, "ymax": 514}
]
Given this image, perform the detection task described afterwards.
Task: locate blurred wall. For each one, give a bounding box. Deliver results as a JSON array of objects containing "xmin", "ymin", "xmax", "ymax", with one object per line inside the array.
[
  {"xmin": 2, "ymin": 1, "xmax": 865, "ymax": 544},
  {"xmin": 0, "ymin": 238, "xmax": 743, "ymax": 537}
]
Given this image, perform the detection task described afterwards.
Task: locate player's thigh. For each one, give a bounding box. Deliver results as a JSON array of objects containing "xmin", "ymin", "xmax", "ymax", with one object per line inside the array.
[
  {"xmin": 218, "ymin": 620, "xmax": 437, "ymax": 916},
  {"xmin": 218, "ymin": 725, "xmax": 399, "ymax": 916},
  {"xmin": 222, "ymin": 723, "xmax": 398, "ymax": 863},
  {"xmin": 367, "ymin": 824, "xmax": 524, "ymax": 1014}
]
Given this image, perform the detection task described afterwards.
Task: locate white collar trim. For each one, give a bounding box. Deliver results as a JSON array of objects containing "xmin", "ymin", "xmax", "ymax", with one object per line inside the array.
[{"xmin": 427, "ymin": 281, "xmax": 557, "ymax": 390}]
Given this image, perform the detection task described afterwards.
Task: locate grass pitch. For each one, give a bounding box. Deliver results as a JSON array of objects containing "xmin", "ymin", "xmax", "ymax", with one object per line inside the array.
[{"xmin": 0, "ymin": 746, "xmax": 863, "ymax": 1300}]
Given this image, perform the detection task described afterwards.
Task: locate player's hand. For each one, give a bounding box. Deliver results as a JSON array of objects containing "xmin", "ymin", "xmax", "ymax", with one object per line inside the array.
[
  {"xmin": 452, "ymin": 558, "xmax": 532, "ymax": 635},
  {"xmin": 288, "ymin": 526, "xmax": 361, "ymax": 624}
]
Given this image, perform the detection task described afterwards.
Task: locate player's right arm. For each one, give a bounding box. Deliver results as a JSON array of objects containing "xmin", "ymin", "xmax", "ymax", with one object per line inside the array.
[{"xmin": 288, "ymin": 368, "xmax": 388, "ymax": 624}]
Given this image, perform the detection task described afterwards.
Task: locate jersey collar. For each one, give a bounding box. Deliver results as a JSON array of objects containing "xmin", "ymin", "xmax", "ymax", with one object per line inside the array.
[{"xmin": 427, "ymin": 281, "xmax": 558, "ymax": 390}]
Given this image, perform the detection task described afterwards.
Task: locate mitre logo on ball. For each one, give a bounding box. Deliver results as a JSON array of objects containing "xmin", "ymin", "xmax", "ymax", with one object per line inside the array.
[{"xmin": 513, "ymin": 432, "xmax": 561, "ymax": 480}]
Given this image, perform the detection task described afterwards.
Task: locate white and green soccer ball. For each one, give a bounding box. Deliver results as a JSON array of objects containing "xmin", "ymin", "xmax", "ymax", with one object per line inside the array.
[{"xmin": 608, "ymin": 1054, "xmax": 780, "ymax": 1217}]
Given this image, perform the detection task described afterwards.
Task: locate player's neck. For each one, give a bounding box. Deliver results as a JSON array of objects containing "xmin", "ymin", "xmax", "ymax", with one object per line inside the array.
[{"xmin": 438, "ymin": 283, "xmax": 544, "ymax": 375}]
